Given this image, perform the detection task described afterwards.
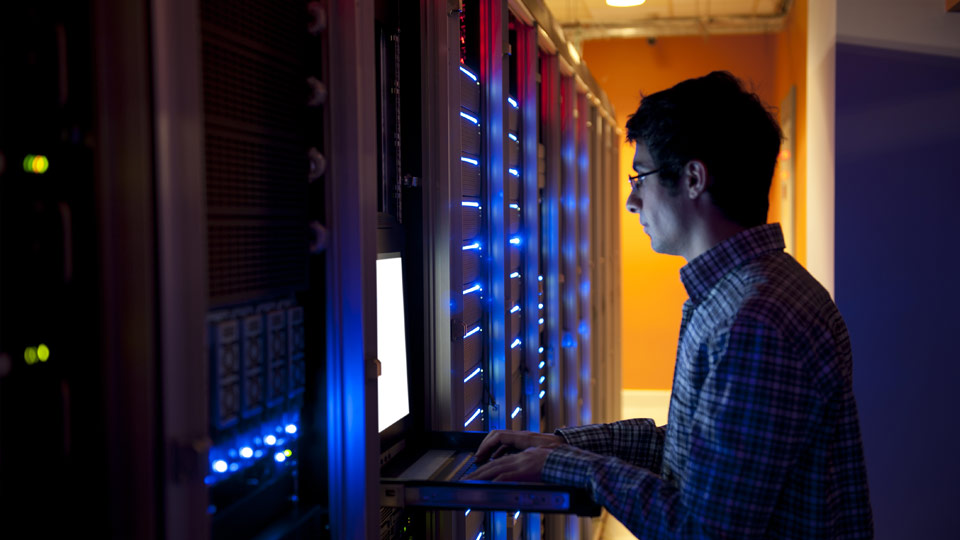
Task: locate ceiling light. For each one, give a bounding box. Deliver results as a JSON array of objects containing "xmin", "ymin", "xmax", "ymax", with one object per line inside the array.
[{"xmin": 606, "ymin": 0, "xmax": 646, "ymax": 6}]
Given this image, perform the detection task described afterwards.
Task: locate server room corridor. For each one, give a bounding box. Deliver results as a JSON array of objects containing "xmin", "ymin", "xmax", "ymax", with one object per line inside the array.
[{"xmin": 2, "ymin": 1, "xmax": 959, "ymax": 539}]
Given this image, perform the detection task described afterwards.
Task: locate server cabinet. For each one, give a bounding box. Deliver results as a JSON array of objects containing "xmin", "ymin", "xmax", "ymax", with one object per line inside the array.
[
  {"xmin": 0, "ymin": 1, "xmax": 113, "ymax": 535},
  {"xmin": 2, "ymin": 0, "xmax": 379, "ymax": 538}
]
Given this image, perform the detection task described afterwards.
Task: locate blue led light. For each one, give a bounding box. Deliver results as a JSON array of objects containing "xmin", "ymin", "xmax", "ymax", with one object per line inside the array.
[
  {"xmin": 508, "ymin": 133, "xmax": 519, "ymax": 142},
  {"xmin": 464, "ymin": 326, "xmax": 482, "ymax": 339},
  {"xmin": 462, "ymin": 200, "xmax": 481, "ymax": 207},
  {"xmin": 254, "ymin": 449, "xmax": 264, "ymax": 458},
  {"xmin": 539, "ymin": 318, "xmax": 544, "ymax": 325},
  {"xmin": 229, "ymin": 462, "xmax": 240, "ymax": 472},
  {"xmin": 508, "ymin": 168, "xmax": 520, "ymax": 177},
  {"xmin": 465, "ymin": 408, "xmax": 482, "ymax": 427},
  {"xmin": 538, "ymin": 303, "xmax": 544, "ymax": 309},
  {"xmin": 539, "ymin": 360, "xmax": 545, "ymax": 369},
  {"xmin": 539, "ymin": 376, "xmax": 546, "ymax": 384},
  {"xmin": 510, "ymin": 271, "xmax": 520, "ymax": 279},
  {"xmin": 509, "ymin": 203, "xmax": 520, "ymax": 210},
  {"xmin": 538, "ymin": 275, "xmax": 544, "ymax": 281},
  {"xmin": 514, "ymin": 510, "xmax": 521, "ymax": 521},
  {"xmin": 213, "ymin": 460, "xmax": 228, "ymax": 473},
  {"xmin": 538, "ymin": 346, "xmax": 544, "ymax": 354},
  {"xmin": 240, "ymin": 447, "xmax": 254, "ymax": 459},
  {"xmin": 460, "ymin": 66, "xmax": 478, "ymax": 82},
  {"xmin": 465, "ymin": 509, "xmax": 471, "ymax": 517},
  {"xmin": 463, "ymin": 283, "xmax": 482, "ymax": 295},
  {"xmin": 511, "ymin": 406, "xmax": 522, "ymax": 419},
  {"xmin": 274, "ymin": 452, "xmax": 286, "ymax": 463},
  {"xmin": 510, "ymin": 305, "xmax": 521, "ymax": 313},
  {"xmin": 539, "ymin": 390, "xmax": 546, "ymax": 399},
  {"xmin": 462, "ymin": 242, "xmax": 481, "ymax": 251},
  {"xmin": 464, "ymin": 366, "xmax": 482, "ymax": 383},
  {"xmin": 460, "ymin": 111, "xmax": 479, "ymax": 125},
  {"xmin": 461, "ymin": 156, "xmax": 479, "ymax": 166},
  {"xmin": 476, "ymin": 532, "xmax": 484, "ymax": 540},
  {"xmin": 285, "ymin": 424, "xmax": 297, "ymax": 434},
  {"xmin": 510, "ymin": 338, "xmax": 522, "ymax": 349},
  {"xmin": 509, "ymin": 237, "xmax": 521, "ymax": 245},
  {"xmin": 508, "ymin": 97, "xmax": 519, "ymax": 108},
  {"xmin": 264, "ymin": 435, "xmax": 277, "ymax": 446}
]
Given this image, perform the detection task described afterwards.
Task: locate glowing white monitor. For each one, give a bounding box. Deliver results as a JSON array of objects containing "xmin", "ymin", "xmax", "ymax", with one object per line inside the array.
[{"xmin": 377, "ymin": 254, "xmax": 410, "ymax": 432}]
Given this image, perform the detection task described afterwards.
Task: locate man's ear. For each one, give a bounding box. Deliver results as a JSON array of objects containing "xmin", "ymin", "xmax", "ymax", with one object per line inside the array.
[{"xmin": 682, "ymin": 160, "xmax": 709, "ymax": 199}]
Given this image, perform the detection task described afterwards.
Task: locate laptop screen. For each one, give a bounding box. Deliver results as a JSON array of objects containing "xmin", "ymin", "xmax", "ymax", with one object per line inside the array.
[{"xmin": 376, "ymin": 253, "xmax": 410, "ymax": 433}]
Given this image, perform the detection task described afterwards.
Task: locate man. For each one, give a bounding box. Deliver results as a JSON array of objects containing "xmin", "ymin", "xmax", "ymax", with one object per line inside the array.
[{"xmin": 467, "ymin": 72, "xmax": 873, "ymax": 538}]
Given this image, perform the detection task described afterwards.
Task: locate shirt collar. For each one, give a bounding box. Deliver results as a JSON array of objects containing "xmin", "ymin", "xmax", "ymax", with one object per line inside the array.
[{"xmin": 679, "ymin": 223, "xmax": 785, "ymax": 305}]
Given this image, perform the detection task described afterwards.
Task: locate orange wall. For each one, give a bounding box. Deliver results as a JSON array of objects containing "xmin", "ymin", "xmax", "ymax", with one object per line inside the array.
[
  {"xmin": 773, "ymin": 0, "xmax": 808, "ymax": 267},
  {"xmin": 583, "ymin": 3, "xmax": 807, "ymax": 390}
]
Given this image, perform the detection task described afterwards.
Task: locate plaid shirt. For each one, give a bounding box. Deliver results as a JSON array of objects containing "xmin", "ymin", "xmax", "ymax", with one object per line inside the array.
[{"xmin": 543, "ymin": 224, "xmax": 873, "ymax": 539}]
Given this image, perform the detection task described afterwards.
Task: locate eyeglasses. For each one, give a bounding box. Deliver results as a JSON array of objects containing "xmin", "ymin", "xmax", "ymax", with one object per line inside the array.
[{"xmin": 627, "ymin": 169, "xmax": 660, "ymax": 191}]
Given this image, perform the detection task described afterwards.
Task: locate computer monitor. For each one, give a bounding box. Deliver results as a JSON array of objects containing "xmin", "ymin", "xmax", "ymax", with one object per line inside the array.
[{"xmin": 376, "ymin": 252, "xmax": 410, "ymax": 433}]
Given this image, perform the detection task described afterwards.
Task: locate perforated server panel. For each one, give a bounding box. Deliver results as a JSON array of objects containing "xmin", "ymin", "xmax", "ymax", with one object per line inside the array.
[
  {"xmin": 200, "ymin": 1, "xmax": 327, "ymax": 537},
  {"xmin": 459, "ymin": 3, "xmax": 485, "ymax": 434}
]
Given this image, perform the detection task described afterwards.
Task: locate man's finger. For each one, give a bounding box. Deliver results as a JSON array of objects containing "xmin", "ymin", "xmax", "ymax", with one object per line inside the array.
[
  {"xmin": 489, "ymin": 445, "xmax": 511, "ymax": 461},
  {"xmin": 465, "ymin": 454, "xmax": 519, "ymax": 480},
  {"xmin": 474, "ymin": 430, "xmax": 506, "ymax": 463}
]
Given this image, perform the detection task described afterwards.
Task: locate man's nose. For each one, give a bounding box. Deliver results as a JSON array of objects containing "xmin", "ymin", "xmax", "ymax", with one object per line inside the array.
[{"xmin": 626, "ymin": 191, "xmax": 641, "ymax": 214}]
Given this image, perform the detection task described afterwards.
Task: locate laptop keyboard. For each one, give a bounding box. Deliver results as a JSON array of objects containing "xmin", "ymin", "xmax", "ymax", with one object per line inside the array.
[{"xmin": 453, "ymin": 456, "xmax": 478, "ymax": 481}]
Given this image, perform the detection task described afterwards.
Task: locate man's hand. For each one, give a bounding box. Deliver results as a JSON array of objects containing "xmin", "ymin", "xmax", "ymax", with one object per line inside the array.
[
  {"xmin": 465, "ymin": 447, "xmax": 554, "ymax": 482},
  {"xmin": 473, "ymin": 430, "xmax": 564, "ymax": 464}
]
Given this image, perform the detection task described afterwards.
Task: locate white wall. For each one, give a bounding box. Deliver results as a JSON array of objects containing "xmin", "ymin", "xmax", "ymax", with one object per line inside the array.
[
  {"xmin": 805, "ymin": 0, "xmax": 837, "ymax": 297},
  {"xmin": 838, "ymin": 0, "xmax": 960, "ymax": 58}
]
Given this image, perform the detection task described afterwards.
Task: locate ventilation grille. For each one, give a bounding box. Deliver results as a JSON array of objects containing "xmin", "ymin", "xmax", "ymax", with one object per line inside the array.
[
  {"xmin": 208, "ymin": 221, "xmax": 308, "ymax": 301},
  {"xmin": 201, "ymin": 0, "xmax": 302, "ymax": 58},
  {"xmin": 201, "ymin": 0, "xmax": 308, "ymax": 302}
]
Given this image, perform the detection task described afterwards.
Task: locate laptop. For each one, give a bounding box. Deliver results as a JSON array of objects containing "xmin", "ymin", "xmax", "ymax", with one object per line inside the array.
[{"xmin": 375, "ymin": 251, "xmax": 600, "ymax": 517}]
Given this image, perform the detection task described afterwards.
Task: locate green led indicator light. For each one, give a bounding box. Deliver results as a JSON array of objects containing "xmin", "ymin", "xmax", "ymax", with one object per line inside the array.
[
  {"xmin": 22, "ymin": 154, "xmax": 50, "ymax": 174},
  {"xmin": 37, "ymin": 344, "xmax": 50, "ymax": 362},
  {"xmin": 24, "ymin": 347, "xmax": 38, "ymax": 365},
  {"xmin": 283, "ymin": 449, "xmax": 293, "ymax": 457}
]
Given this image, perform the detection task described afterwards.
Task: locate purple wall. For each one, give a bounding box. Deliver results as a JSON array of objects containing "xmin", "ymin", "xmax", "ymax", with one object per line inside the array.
[{"xmin": 836, "ymin": 42, "xmax": 960, "ymax": 538}]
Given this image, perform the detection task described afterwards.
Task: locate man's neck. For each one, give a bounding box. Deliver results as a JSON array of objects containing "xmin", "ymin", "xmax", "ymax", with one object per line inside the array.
[{"xmin": 682, "ymin": 217, "xmax": 749, "ymax": 262}]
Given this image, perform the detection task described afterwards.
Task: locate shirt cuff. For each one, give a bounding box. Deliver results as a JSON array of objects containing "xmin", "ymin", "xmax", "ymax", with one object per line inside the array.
[
  {"xmin": 554, "ymin": 424, "xmax": 608, "ymax": 454},
  {"xmin": 541, "ymin": 445, "xmax": 604, "ymax": 489}
]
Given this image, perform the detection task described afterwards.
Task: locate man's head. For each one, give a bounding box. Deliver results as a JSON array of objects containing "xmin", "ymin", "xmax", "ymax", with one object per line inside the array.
[{"xmin": 625, "ymin": 71, "xmax": 782, "ymax": 231}]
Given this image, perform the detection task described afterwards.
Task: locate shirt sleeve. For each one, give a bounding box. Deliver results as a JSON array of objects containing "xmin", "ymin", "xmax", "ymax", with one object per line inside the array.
[
  {"xmin": 543, "ymin": 315, "xmax": 821, "ymax": 539},
  {"xmin": 555, "ymin": 418, "xmax": 665, "ymax": 473}
]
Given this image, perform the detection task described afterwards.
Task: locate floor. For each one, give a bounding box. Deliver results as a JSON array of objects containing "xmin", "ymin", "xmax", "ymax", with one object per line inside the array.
[{"xmin": 595, "ymin": 389, "xmax": 671, "ymax": 540}]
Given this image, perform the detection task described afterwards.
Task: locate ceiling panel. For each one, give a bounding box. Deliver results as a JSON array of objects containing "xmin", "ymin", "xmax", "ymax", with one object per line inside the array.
[{"xmin": 544, "ymin": 0, "xmax": 789, "ymax": 36}]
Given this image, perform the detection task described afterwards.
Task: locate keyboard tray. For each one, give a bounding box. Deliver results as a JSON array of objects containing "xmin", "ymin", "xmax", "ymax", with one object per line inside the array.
[{"xmin": 380, "ymin": 431, "xmax": 601, "ymax": 517}]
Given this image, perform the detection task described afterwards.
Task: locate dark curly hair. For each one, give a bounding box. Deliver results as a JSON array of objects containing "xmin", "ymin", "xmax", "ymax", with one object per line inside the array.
[{"xmin": 625, "ymin": 71, "xmax": 782, "ymax": 228}]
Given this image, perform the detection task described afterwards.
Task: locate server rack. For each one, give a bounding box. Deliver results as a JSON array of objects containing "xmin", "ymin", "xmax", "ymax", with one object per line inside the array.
[
  {"xmin": 0, "ymin": 2, "xmax": 110, "ymax": 535},
  {"xmin": 0, "ymin": 0, "xmax": 619, "ymax": 539},
  {"xmin": 415, "ymin": 3, "xmax": 618, "ymax": 540}
]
